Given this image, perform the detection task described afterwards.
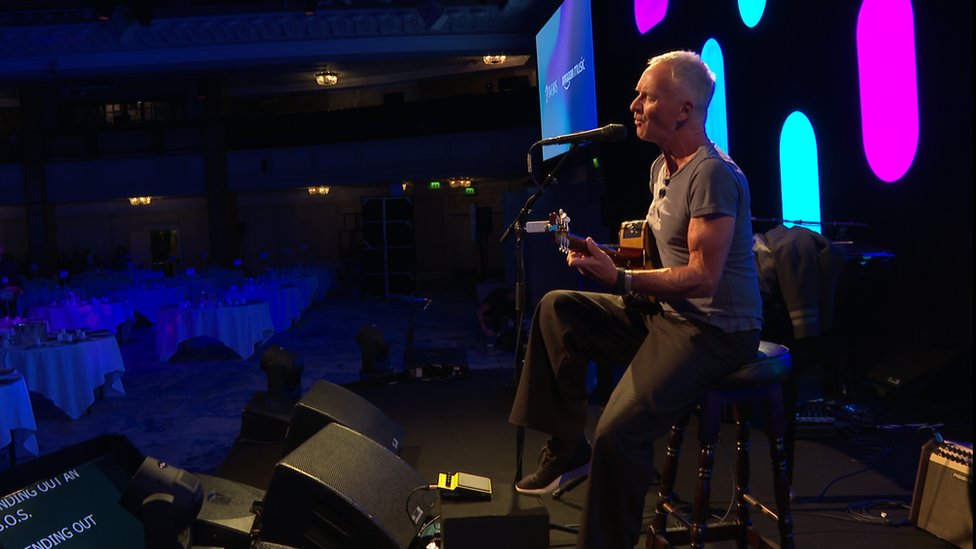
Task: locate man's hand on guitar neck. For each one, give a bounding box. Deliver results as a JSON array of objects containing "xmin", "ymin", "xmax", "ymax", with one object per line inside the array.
[{"xmin": 567, "ymin": 237, "xmax": 619, "ymax": 288}]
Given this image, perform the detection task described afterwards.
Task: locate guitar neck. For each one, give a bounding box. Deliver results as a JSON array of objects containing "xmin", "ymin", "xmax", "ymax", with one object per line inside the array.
[{"xmin": 562, "ymin": 233, "xmax": 645, "ymax": 269}]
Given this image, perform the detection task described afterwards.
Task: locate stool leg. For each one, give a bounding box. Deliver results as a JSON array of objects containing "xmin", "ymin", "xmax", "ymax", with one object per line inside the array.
[
  {"xmin": 765, "ymin": 386, "xmax": 795, "ymax": 549},
  {"xmin": 652, "ymin": 410, "xmax": 690, "ymax": 534},
  {"xmin": 768, "ymin": 434, "xmax": 794, "ymax": 549},
  {"xmin": 733, "ymin": 403, "xmax": 752, "ymax": 549},
  {"xmin": 691, "ymin": 440, "xmax": 715, "ymax": 549}
]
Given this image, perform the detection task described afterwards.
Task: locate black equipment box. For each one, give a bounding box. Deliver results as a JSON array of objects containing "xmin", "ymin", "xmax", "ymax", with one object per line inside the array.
[{"xmin": 440, "ymin": 485, "xmax": 548, "ymax": 549}]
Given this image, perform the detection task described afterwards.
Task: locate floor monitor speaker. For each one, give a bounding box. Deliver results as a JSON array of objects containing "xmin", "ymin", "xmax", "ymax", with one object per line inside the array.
[
  {"xmin": 283, "ymin": 380, "xmax": 403, "ymax": 456},
  {"xmin": 258, "ymin": 423, "xmax": 434, "ymax": 549},
  {"xmin": 240, "ymin": 391, "xmax": 299, "ymax": 442},
  {"xmin": 191, "ymin": 474, "xmax": 265, "ymax": 549}
]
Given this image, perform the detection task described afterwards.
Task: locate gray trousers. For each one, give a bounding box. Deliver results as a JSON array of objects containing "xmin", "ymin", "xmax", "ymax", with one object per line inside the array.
[{"xmin": 509, "ymin": 290, "xmax": 760, "ymax": 549}]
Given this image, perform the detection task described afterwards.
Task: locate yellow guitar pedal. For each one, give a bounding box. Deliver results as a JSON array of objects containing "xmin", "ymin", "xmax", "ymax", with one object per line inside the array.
[{"xmin": 437, "ymin": 471, "xmax": 492, "ymax": 500}]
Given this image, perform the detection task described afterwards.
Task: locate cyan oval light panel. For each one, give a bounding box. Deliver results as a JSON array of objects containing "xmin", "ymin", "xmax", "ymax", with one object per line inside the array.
[
  {"xmin": 701, "ymin": 38, "xmax": 728, "ymax": 154},
  {"xmin": 738, "ymin": 0, "xmax": 766, "ymax": 28},
  {"xmin": 780, "ymin": 111, "xmax": 822, "ymax": 233}
]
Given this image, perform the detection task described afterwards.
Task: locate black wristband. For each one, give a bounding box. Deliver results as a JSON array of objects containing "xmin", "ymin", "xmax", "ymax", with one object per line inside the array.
[{"xmin": 613, "ymin": 267, "xmax": 627, "ymax": 295}]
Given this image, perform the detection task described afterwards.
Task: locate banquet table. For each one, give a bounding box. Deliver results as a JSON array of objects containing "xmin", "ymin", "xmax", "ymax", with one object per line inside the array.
[
  {"xmin": 271, "ymin": 276, "xmax": 318, "ymax": 310},
  {"xmin": 305, "ymin": 264, "xmax": 338, "ymax": 299},
  {"xmin": 155, "ymin": 300, "xmax": 274, "ymax": 362},
  {"xmin": 27, "ymin": 298, "xmax": 135, "ymax": 342},
  {"xmin": 127, "ymin": 269, "xmax": 167, "ymax": 282},
  {"xmin": 1, "ymin": 333, "xmax": 127, "ymax": 420},
  {"xmin": 109, "ymin": 285, "xmax": 185, "ymax": 325},
  {"xmin": 14, "ymin": 286, "xmax": 86, "ymax": 316},
  {"xmin": 211, "ymin": 269, "xmax": 246, "ymax": 289},
  {"xmin": 77, "ymin": 277, "xmax": 131, "ymax": 298},
  {"xmin": 224, "ymin": 284, "xmax": 304, "ymax": 332},
  {"xmin": 174, "ymin": 276, "xmax": 217, "ymax": 301},
  {"xmin": 1, "ymin": 370, "xmax": 38, "ymax": 466}
]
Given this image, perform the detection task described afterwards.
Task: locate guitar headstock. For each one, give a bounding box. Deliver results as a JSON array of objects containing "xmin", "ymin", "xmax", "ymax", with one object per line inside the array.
[{"xmin": 548, "ymin": 209, "xmax": 572, "ymax": 254}]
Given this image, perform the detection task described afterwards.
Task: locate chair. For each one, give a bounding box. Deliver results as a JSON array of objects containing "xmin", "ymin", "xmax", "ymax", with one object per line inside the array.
[{"xmin": 648, "ymin": 340, "xmax": 794, "ymax": 549}]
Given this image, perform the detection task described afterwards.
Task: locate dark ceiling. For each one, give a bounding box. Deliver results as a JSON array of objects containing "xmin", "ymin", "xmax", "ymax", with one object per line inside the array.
[{"xmin": 0, "ymin": 0, "xmax": 559, "ymax": 100}]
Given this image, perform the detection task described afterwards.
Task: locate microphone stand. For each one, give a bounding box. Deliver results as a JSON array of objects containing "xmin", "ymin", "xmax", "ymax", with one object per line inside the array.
[{"xmin": 500, "ymin": 142, "xmax": 580, "ymax": 482}]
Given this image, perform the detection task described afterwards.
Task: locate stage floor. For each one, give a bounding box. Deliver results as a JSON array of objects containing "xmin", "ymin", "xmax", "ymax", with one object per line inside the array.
[
  {"xmin": 6, "ymin": 282, "xmax": 971, "ymax": 549},
  {"xmin": 215, "ymin": 368, "xmax": 968, "ymax": 549}
]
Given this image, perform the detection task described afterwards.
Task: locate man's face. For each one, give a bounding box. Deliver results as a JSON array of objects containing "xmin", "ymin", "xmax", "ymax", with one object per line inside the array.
[{"xmin": 629, "ymin": 63, "xmax": 689, "ymax": 145}]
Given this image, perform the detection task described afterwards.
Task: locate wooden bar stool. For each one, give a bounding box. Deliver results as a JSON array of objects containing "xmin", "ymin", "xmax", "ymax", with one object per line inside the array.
[{"xmin": 649, "ymin": 341, "xmax": 794, "ymax": 549}]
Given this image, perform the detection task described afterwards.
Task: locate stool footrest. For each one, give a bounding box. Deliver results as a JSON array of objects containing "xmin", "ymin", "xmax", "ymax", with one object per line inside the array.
[
  {"xmin": 551, "ymin": 473, "xmax": 588, "ymax": 500},
  {"xmin": 743, "ymin": 493, "xmax": 780, "ymax": 522}
]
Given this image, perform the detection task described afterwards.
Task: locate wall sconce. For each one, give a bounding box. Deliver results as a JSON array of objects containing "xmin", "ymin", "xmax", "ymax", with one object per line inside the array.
[
  {"xmin": 308, "ymin": 186, "xmax": 330, "ymax": 195},
  {"xmin": 129, "ymin": 196, "xmax": 152, "ymax": 206},
  {"xmin": 448, "ymin": 178, "xmax": 472, "ymax": 188},
  {"xmin": 314, "ymin": 71, "xmax": 338, "ymax": 86},
  {"xmin": 483, "ymin": 55, "xmax": 507, "ymax": 65}
]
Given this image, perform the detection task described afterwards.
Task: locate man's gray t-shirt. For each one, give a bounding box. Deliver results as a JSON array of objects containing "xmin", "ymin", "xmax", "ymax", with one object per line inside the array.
[{"xmin": 646, "ymin": 141, "xmax": 762, "ymax": 333}]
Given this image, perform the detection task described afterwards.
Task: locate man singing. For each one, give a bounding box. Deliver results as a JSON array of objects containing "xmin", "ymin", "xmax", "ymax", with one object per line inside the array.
[{"xmin": 509, "ymin": 51, "xmax": 763, "ymax": 549}]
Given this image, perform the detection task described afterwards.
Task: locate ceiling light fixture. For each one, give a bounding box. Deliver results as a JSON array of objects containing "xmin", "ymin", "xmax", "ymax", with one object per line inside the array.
[
  {"xmin": 314, "ymin": 71, "xmax": 338, "ymax": 86},
  {"xmin": 483, "ymin": 55, "xmax": 507, "ymax": 66}
]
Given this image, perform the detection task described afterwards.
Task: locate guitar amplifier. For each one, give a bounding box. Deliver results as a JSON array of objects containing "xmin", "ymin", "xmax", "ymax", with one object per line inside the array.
[{"xmin": 910, "ymin": 439, "xmax": 973, "ymax": 549}]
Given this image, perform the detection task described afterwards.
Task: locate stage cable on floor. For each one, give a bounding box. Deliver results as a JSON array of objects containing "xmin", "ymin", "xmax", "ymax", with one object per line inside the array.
[
  {"xmin": 847, "ymin": 499, "xmax": 912, "ymax": 526},
  {"xmin": 405, "ymin": 484, "xmax": 439, "ymax": 532}
]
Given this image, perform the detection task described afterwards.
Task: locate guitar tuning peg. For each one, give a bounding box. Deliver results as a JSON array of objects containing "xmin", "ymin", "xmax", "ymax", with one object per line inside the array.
[{"xmin": 557, "ymin": 234, "xmax": 570, "ymax": 253}]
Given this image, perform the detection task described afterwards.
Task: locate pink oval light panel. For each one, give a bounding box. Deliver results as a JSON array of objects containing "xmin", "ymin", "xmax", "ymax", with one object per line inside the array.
[
  {"xmin": 634, "ymin": 0, "xmax": 668, "ymax": 34},
  {"xmin": 856, "ymin": 0, "xmax": 919, "ymax": 182}
]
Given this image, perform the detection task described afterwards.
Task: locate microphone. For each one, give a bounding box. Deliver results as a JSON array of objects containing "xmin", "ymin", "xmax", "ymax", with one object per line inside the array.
[{"xmin": 537, "ymin": 123, "xmax": 627, "ymax": 146}]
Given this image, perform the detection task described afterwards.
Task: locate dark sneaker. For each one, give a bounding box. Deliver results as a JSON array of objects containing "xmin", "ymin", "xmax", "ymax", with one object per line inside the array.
[{"xmin": 515, "ymin": 437, "xmax": 592, "ymax": 495}]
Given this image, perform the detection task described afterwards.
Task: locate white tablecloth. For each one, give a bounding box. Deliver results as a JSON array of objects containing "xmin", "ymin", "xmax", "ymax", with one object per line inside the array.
[
  {"xmin": 77, "ymin": 277, "xmax": 131, "ymax": 298},
  {"xmin": 14, "ymin": 286, "xmax": 86, "ymax": 316},
  {"xmin": 224, "ymin": 285, "xmax": 303, "ymax": 332},
  {"xmin": 27, "ymin": 299, "xmax": 135, "ymax": 341},
  {"xmin": 273, "ymin": 276, "xmax": 318, "ymax": 310},
  {"xmin": 128, "ymin": 270, "xmax": 167, "ymax": 281},
  {"xmin": 286, "ymin": 268, "xmax": 335, "ymax": 300},
  {"xmin": 174, "ymin": 276, "xmax": 217, "ymax": 301},
  {"xmin": 1, "ymin": 335, "xmax": 127, "ymax": 420},
  {"xmin": 211, "ymin": 269, "xmax": 246, "ymax": 289},
  {"xmin": 155, "ymin": 300, "xmax": 274, "ymax": 362},
  {"xmin": 310, "ymin": 266, "xmax": 336, "ymax": 299},
  {"xmin": 109, "ymin": 285, "xmax": 185, "ymax": 325},
  {"xmin": 1, "ymin": 371, "xmax": 39, "ymax": 461}
]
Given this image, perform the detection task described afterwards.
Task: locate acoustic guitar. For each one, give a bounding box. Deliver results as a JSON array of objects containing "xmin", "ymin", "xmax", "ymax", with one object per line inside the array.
[{"xmin": 546, "ymin": 209, "xmax": 662, "ymax": 270}]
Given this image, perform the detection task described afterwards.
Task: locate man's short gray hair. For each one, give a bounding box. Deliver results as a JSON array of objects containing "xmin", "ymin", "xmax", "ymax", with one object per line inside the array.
[{"xmin": 648, "ymin": 51, "xmax": 716, "ymax": 114}]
